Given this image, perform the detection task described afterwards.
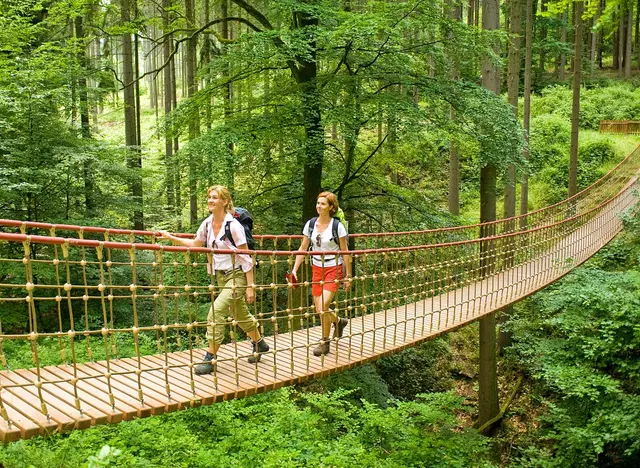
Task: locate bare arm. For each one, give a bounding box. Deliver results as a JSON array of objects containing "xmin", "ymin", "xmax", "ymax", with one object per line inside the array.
[
  {"xmin": 339, "ymin": 236, "xmax": 352, "ymax": 290},
  {"xmin": 291, "ymin": 236, "xmax": 311, "ymax": 277},
  {"xmin": 157, "ymin": 230, "xmax": 204, "ymax": 248}
]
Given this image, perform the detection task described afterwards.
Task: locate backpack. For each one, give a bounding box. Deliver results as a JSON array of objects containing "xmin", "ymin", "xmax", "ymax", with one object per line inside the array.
[
  {"xmin": 307, "ymin": 217, "xmax": 346, "ymax": 246},
  {"xmin": 306, "ymin": 207, "xmax": 348, "ymax": 246},
  {"xmin": 205, "ymin": 207, "xmax": 256, "ymax": 250}
]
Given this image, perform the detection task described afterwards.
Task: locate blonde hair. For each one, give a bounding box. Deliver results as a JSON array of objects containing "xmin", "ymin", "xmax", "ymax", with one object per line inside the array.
[
  {"xmin": 317, "ymin": 191, "xmax": 339, "ymax": 217},
  {"xmin": 207, "ymin": 185, "xmax": 234, "ymax": 213}
]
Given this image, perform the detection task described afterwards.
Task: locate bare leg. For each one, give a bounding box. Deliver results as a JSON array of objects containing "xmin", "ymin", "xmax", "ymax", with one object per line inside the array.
[{"xmin": 314, "ymin": 289, "xmax": 338, "ymax": 340}]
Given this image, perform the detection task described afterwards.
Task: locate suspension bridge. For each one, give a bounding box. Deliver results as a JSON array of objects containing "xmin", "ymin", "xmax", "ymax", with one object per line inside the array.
[{"xmin": 0, "ymin": 146, "xmax": 638, "ymax": 442}]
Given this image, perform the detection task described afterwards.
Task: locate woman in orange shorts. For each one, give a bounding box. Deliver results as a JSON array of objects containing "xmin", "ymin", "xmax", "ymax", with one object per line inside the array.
[{"xmin": 290, "ymin": 192, "xmax": 351, "ymax": 356}]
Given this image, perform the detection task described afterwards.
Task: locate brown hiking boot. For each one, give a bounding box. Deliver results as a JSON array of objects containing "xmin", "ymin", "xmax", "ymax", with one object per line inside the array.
[
  {"xmin": 313, "ymin": 339, "xmax": 331, "ymax": 356},
  {"xmin": 332, "ymin": 317, "xmax": 348, "ymax": 339},
  {"xmin": 195, "ymin": 351, "xmax": 216, "ymax": 375},
  {"xmin": 248, "ymin": 338, "xmax": 270, "ymax": 364}
]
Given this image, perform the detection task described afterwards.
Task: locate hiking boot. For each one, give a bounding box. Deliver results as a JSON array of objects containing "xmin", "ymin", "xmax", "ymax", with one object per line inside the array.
[
  {"xmin": 313, "ymin": 339, "xmax": 331, "ymax": 357},
  {"xmin": 248, "ymin": 338, "xmax": 270, "ymax": 364},
  {"xmin": 194, "ymin": 351, "xmax": 216, "ymax": 375},
  {"xmin": 332, "ymin": 317, "xmax": 348, "ymax": 340}
]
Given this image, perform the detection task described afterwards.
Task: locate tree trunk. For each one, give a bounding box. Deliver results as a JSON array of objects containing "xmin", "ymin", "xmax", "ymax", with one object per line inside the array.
[
  {"xmin": 625, "ymin": 1, "xmax": 633, "ymax": 78},
  {"xmin": 221, "ymin": 0, "xmax": 235, "ymax": 190},
  {"xmin": 171, "ymin": 42, "xmax": 181, "ymax": 229},
  {"xmin": 121, "ymin": 0, "xmax": 143, "ymax": 230},
  {"xmin": 521, "ymin": 0, "xmax": 533, "ymax": 220},
  {"xmin": 637, "ymin": 0, "xmax": 640, "ymax": 70},
  {"xmin": 185, "ymin": 0, "xmax": 200, "ymax": 226},
  {"xmin": 478, "ymin": 0, "xmax": 500, "ymax": 431},
  {"xmin": 505, "ymin": 0, "xmax": 521, "ymax": 222},
  {"xmin": 569, "ymin": 1, "xmax": 584, "ymax": 199},
  {"xmin": 538, "ymin": 0, "xmax": 547, "ymax": 77},
  {"xmin": 448, "ymin": 0, "xmax": 463, "ymax": 216},
  {"xmin": 559, "ymin": 8, "xmax": 567, "ymax": 80},
  {"xmin": 501, "ymin": 0, "xmax": 522, "ymax": 352},
  {"xmin": 163, "ymin": 0, "xmax": 175, "ymax": 214},
  {"xmin": 590, "ymin": 2, "xmax": 600, "ymax": 73},
  {"xmin": 203, "ymin": 0, "xmax": 212, "ymax": 130},
  {"xmin": 74, "ymin": 15, "xmax": 96, "ymax": 218},
  {"xmin": 619, "ymin": 4, "xmax": 625, "ymax": 77},
  {"xmin": 297, "ymin": 11, "xmax": 323, "ymax": 223}
]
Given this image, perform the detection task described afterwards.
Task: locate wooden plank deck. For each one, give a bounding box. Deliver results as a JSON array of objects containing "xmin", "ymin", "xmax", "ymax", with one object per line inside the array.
[{"xmin": 0, "ymin": 185, "xmax": 636, "ymax": 442}]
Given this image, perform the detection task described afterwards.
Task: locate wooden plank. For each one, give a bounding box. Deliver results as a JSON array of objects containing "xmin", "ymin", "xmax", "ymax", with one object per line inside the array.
[
  {"xmin": 169, "ymin": 350, "xmax": 260, "ymax": 400},
  {"xmin": 3, "ymin": 370, "xmax": 95, "ymax": 430},
  {"xmin": 81, "ymin": 361, "xmax": 166, "ymax": 416},
  {"xmin": 27, "ymin": 366, "xmax": 122, "ymax": 424},
  {"xmin": 0, "ymin": 415, "xmax": 22, "ymax": 443},
  {"xmin": 0, "ymin": 391, "xmax": 42, "ymax": 440},
  {"xmin": 106, "ymin": 358, "xmax": 192, "ymax": 411},
  {"xmin": 48, "ymin": 364, "xmax": 148, "ymax": 420},
  {"xmin": 139, "ymin": 354, "xmax": 209, "ymax": 406},
  {"xmin": 0, "ymin": 379, "xmax": 59, "ymax": 437},
  {"xmin": 160, "ymin": 353, "xmax": 225, "ymax": 401},
  {"xmin": 43, "ymin": 365, "xmax": 138, "ymax": 421}
]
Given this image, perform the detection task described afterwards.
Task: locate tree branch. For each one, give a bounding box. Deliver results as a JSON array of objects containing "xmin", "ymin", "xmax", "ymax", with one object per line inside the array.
[{"xmin": 338, "ymin": 134, "xmax": 388, "ymax": 192}]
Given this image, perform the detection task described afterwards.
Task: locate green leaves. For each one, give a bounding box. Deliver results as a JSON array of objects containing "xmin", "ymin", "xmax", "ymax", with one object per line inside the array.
[
  {"xmin": 0, "ymin": 388, "xmax": 495, "ymax": 467},
  {"xmin": 509, "ymin": 220, "xmax": 640, "ymax": 465}
]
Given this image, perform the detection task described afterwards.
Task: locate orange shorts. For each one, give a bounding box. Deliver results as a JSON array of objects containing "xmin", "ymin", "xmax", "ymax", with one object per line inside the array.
[{"xmin": 312, "ymin": 264, "xmax": 343, "ymax": 296}]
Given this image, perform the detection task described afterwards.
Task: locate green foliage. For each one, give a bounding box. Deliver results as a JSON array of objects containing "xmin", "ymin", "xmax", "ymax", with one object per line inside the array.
[
  {"xmin": 529, "ymin": 114, "xmax": 571, "ymax": 172},
  {"xmin": 376, "ymin": 338, "xmax": 454, "ymax": 400},
  {"xmin": 528, "ymin": 126, "xmax": 618, "ymax": 205},
  {"xmin": 530, "ymin": 83, "xmax": 640, "ymax": 130},
  {"xmin": 0, "ymin": 388, "xmax": 495, "ymax": 467},
  {"xmin": 578, "ymin": 139, "xmax": 616, "ymax": 166},
  {"xmin": 87, "ymin": 445, "xmax": 122, "ymax": 468},
  {"xmin": 508, "ymin": 214, "xmax": 640, "ymax": 466},
  {"xmin": 0, "ymin": 0, "xmax": 131, "ymax": 226},
  {"xmin": 297, "ymin": 364, "xmax": 394, "ymax": 407}
]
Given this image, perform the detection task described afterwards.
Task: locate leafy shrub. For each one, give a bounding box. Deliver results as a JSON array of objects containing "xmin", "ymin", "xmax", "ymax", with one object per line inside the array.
[
  {"xmin": 533, "ymin": 154, "xmax": 604, "ymax": 205},
  {"xmin": 508, "ymin": 226, "xmax": 640, "ymax": 466},
  {"xmin": 297, "ymin": 364, "xmax": 394, "ymax": 407},
  {"xmin": 530, "ymin": 83, "xmax": 640, "ymax": 130},
  {"xmin": 578, "ymin": 138, "xmax": 616, "ymax": 166},
  {"xmin": 376, "ymin": 338, "xmax": 453, "ymax": 400},
  {"xmin": 529, "ymin": 114, "xmax": 571, "ymax": 172},
  {"xmin": 0, "ymin": 388, "xmax": 495, "ymax": 467}
]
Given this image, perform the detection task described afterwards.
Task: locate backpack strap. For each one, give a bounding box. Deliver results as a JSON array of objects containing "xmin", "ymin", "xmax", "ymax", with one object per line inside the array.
[
  {"xmin": 205, "ymin": 218, "xmax": 212, "ymax": 248},
  {"xmin": 331, "ymin": 218, "xmax": 340, "ymax": 245},
  {"xmin": 307, "ymin": 217, "xmax": 318, "ymax": 240},
  {"xmin": 222, "ymin": 221, "xmax": 237, "ymax": 247}
]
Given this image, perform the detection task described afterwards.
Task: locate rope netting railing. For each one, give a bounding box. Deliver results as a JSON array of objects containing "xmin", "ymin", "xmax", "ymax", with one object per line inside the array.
[
  {"xmin": 2, "ymin": 144, "xmax": 639, "ymax": 250},
  {"xmin": 0, "ymin": 146, "xmax": 638, "ymax": 441}
]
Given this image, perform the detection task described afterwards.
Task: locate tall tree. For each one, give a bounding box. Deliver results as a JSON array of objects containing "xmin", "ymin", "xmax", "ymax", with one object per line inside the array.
[
  {"xmin": 625, "ymin": 0, "xmax": 633, "ymax": 78},
  {"xmin": 618, "ymin": 2, "xmax": 625, "ymax": 77},
  {"xmin": 500, "ymin": 0, "xmax": 523, "ymax": 351},
  {"xmin": 163, "ymin": 0, "xmax": 175, "ymax": 215},
  {"xmin": 559, "ymin": 7, "xmax": 568, "ymax": 80},
  {"xmin": 479, "ymin": 0, "xmax": 500, "ymax": 429},
  {"xmin": 227, "ymin": 0, "xmax": 322, "ymax": 222},
  {"xmin": 186, "ymin": 0, "xmax": 200, "ymax": 226},
  {"xmin": 74, "ymin": 12, "xmax": 96, "ymax": 217},
  {"xmin": 521, "ymin": 0, "xmax": 534, "ymax": 219},
  {"xmin": 448, "ymin": 0, "xmax": 463, "ymax": 216},
  {"xmin": 568, "ymin": 1, "xmax": 584, "ymax": 198},
  {"xmin": 505, "ymin": 0, "xmax": 522, "ymax": 223},
  {"xmin": 121, "ymin": 0, "xmax": 144, "ymax": 229}
]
